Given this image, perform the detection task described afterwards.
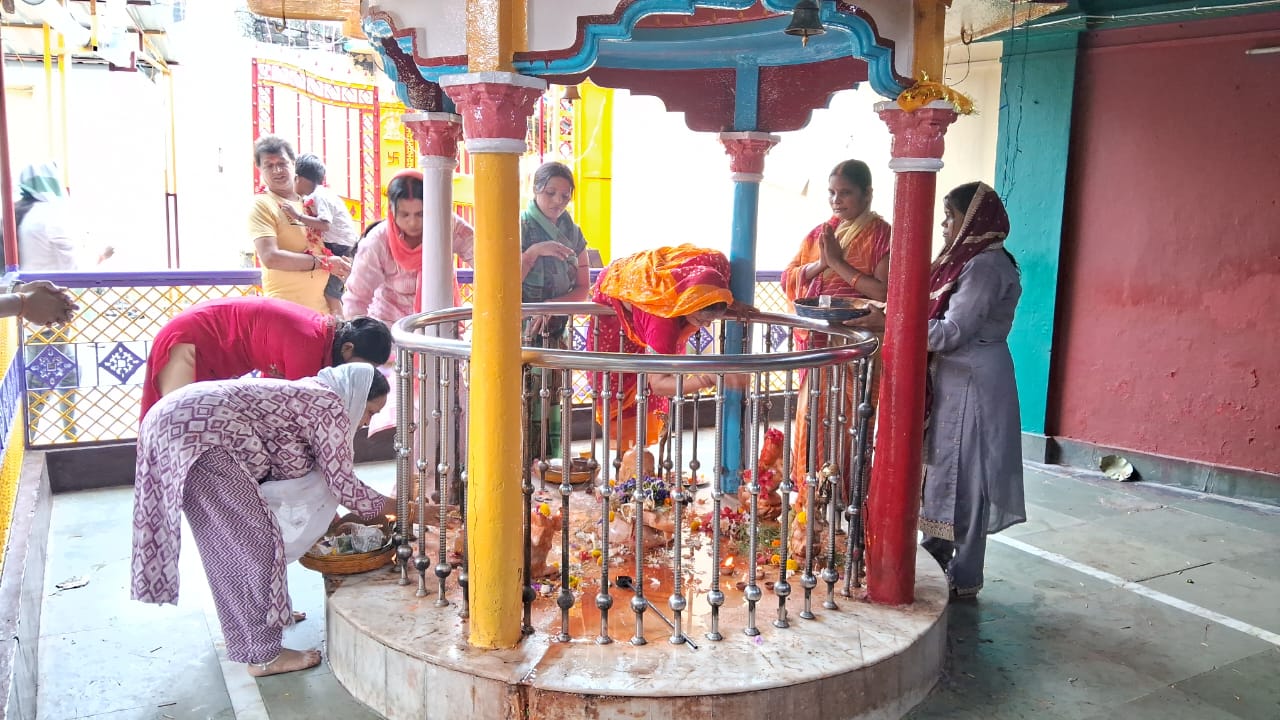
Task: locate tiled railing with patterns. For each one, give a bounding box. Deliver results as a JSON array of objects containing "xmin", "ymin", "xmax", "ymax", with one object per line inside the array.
[
  {"xmin": 16, "ymin": 271, "xmax": 263, "ymax": 448},
  {"xmin": 14, "ymin": 269, "xmax": 790, "ymax": 447}
]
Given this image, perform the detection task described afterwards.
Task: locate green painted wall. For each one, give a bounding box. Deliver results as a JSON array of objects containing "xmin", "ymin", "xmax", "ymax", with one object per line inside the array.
[{"xmin": 993, "ymin": 31, "xmax": 1080, "ymax": 436}]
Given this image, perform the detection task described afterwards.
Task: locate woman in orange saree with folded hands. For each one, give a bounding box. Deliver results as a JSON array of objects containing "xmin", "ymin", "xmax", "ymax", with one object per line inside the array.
[
  {"xmin": 782, "ymin": 159, "xmax": 891, "ymax": 494},
  {"xmin": 588, "ymin": 245, "xmax": 751, "ymax": 455}
]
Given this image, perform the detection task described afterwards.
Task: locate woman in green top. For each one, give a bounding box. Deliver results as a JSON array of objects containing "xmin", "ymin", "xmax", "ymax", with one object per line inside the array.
[{"xmin": 519, "ymin": 161, "xmax": 591, "ymax": 459}]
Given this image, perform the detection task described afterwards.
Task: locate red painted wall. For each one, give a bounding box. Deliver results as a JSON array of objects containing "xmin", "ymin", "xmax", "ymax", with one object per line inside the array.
[{"xmin": 1053, "ymin": 13, "xmax": 1280, "ymax": 474}]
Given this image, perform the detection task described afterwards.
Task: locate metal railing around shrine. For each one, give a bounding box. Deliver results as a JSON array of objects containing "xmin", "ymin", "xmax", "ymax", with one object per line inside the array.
[
  {"xmin": 16, "ymin": 270, "xmax": 262, "ymax": 448},
  {"xmin": 390, "ymin": 302, "xmax": 880, "ymax": 644},
  {"xmin": 455, "ymin": 269, "xmax": 794, "ymax": 402}
]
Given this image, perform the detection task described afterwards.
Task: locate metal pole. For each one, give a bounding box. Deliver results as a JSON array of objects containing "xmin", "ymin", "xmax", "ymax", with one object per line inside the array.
[{"xmin": 0, "ymin": 26, "xmax": 23, "ymax": 270}]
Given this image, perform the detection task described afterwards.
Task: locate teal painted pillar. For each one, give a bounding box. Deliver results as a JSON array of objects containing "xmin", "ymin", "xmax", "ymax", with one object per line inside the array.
[
  {"xmin": 994, "ymin": 30, "xmax": 1080, "ymax": 449},
  {"xmin": 718, "ymin": 132, "xmax": 779, "ymax": 491}
]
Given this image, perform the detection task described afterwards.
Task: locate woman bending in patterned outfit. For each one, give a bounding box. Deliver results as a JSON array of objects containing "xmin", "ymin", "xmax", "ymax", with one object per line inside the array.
[{"xmin": 131, "ymin": 364, "xmax": 398, "ymax": 677}]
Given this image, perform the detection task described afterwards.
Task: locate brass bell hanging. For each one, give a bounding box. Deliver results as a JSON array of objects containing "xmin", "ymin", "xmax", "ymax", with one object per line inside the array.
[{"xmin": 784, "ymin": 0, "xmax": 826, "ymax": 47}]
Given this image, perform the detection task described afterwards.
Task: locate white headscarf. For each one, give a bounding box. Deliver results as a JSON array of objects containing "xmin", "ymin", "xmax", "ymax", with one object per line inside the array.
[
  {"xmin": 316, "ymin": 363, "xmax": 375, "ymax": 442},
  {"xmin": 263, "ymin": 363, "xmax": 376, "ymax": 565}
]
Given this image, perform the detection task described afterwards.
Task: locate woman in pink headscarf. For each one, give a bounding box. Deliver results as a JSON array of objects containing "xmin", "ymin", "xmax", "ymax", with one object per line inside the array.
[
  {"xmin": 341, "ymin": 170, "xmax": 477, "ymax": 435},
  {"xmin": 342, "ymin": 170, "xmax": 475, "ymax": 324}
]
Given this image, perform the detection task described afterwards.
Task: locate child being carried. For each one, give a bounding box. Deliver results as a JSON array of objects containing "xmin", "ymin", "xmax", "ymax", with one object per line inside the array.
[{"xmin": 294, "ymin": 154, "xmax": 360, "ymax": 317}]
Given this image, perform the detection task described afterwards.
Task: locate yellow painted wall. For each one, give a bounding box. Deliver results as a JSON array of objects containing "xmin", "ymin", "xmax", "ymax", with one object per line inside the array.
[
  {"xmin": 573, "ymin": 82, "xmax": 613, "ymax": 264},
  {"xmin": 0, "ymin": 317, "xmax": 25, "ymax": 573}
]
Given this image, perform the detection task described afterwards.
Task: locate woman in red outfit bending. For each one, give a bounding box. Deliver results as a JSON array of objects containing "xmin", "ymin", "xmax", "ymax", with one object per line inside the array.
[{"xmin": 139, "ymin": 296, "xmax": 392, "ymax": 421}]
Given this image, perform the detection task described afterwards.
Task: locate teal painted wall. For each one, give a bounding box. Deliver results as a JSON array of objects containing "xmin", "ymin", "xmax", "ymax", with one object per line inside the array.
[{"xmin": 994, "ymin": 31, "xmax": 1080, "ymax": 436}]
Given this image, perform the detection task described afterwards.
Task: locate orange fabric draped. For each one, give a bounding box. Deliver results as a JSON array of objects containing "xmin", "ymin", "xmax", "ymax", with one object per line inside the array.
[
  {"xmin": 595, "ymin": 244, "xmax": 734, "ymax": 331},
  {"xmin": 588, "ymin": 246, "xmax": 733, "ymax": 451}
]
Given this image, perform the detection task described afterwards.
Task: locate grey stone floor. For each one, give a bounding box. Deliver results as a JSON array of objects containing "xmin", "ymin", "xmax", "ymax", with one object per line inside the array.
[{"xmin": 35, "ymin": 461, "xmax": 1279, "ymax": 720}]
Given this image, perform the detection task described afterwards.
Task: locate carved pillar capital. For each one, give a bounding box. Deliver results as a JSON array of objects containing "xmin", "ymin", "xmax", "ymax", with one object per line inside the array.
[
  {"xmin": 875, "ymin": 100, "xmax": 959, "ymax": 172},
  {"xmin": 403, "ymin": 112, "xmax": 463, "ymax": 167},
  {"xmin": 718, "ymin": 131, "xmax": 781, "ymax": 183},
  {"xmin": 439, "ymin": 72, "xmax": 547, "ymax": 154}
]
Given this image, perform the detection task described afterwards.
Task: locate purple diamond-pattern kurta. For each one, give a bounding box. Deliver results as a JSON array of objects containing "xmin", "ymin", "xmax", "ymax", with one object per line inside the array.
[{"xmin": 130, "ymin": 378, "xmax": 387, "ymax": 662}]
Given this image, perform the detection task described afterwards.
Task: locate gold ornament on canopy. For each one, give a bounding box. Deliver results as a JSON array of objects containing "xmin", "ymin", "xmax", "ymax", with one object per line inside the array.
[
  {"xmin": 896, "ymin": 72, "xmax": 977, "ymax": 115},
  {"xmin": 246, "ymin": 0, "xmax": 358, "ymax": 22},
  {"xmin": 247, "ymin": 0, "xmax": 365, "ymax": 39}
]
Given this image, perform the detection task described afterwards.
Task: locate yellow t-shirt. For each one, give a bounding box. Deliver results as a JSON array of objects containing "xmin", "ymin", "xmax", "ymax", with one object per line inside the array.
[{"xmin": 248, "ymin": 191, "xmax": 329, "ymax": 314}]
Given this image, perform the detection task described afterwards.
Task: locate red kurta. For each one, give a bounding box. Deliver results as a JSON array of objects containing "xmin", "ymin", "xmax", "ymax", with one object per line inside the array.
[{"xmin": 140, "ymin": 297, "xmax": 337, "ymax": 420}]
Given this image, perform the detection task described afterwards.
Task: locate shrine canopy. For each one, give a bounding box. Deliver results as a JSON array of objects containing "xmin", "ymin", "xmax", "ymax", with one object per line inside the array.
[{"xmin": 364, "ymin": 0, "xmax": 916, "ymax": 133}]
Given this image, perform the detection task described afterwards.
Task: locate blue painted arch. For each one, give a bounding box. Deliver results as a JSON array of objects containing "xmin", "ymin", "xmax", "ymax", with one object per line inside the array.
[{"xmin": 364, "ymin": 0, "xmax": 910, "ymax": 101}]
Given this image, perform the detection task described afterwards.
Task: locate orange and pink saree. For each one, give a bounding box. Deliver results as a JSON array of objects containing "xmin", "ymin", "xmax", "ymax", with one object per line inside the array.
[{"xmin": 781, "ymin": 212, "xmax": 891, "ymax": 492}]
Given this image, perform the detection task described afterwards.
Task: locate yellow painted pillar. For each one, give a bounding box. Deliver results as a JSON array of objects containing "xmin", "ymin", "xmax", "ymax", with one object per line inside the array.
[
  {"xmin": 467, "ymin": 0, "xmax": 515, "ymax": 73},
  {"xmin": 43, "ymin": 24, "xmax": 55, "ymax": 159},
  {"xmin": 442, "ymin": 0, "xmax": 543, "ymax": 650},
  {"xmin": 57, "ymin": 32, "xmax": 69, "ymax": 187},
  {"xmin": 912, "ymin": 0, "xmax": 948, "ymax": 80},
  {"xmin": 573, "ymin": 81, "xmax": 613, "ymax": 264}
]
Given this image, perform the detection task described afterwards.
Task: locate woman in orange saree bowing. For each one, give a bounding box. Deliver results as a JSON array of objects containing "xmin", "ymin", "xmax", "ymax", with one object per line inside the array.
[
  {"xmin": 588, "ymin": 245, "xmax": 749, "ymax": 455},
  {"xmin": 782, "ymin": 159, "xmax": 891, "ymax": 494}
]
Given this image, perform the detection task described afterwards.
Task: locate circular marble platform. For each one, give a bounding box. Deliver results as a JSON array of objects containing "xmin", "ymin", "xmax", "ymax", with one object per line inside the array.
[{"xmin": 326, "ymin": 545, "xmax": 948, "ymax": 720}]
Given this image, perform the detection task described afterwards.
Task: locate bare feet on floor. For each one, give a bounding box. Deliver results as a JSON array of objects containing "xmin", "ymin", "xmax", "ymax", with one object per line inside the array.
[
  {"xmin": 292, "ymin": 610, "xmax": 306, "ymax": 622},
  {"xmin": 247, "ymin": 648, "xmax": 323, "ymax": 677}
]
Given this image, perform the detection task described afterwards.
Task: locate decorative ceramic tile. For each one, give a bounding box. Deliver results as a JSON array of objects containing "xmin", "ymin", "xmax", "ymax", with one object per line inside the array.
[{"xmin": 99, "ymin": 341, "xmax": 146, "ymax": 384}]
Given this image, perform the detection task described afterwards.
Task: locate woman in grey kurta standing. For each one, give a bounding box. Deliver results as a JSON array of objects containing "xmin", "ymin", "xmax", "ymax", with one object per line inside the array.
[
  {"xmin": 919, "ymin": 181, "xmax": 1025, "ymax": 598},
  {"xmin": 850, "ymin": 181, "xmax": 1024, "ymax": 599}
]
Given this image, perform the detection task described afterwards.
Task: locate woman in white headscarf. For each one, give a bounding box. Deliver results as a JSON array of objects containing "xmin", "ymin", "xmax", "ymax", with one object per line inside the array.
[
  {"xmin": 131, "ymin": 364, "xmax": 396, "ymax": 678},
  {"xmin": 260, "ymin": 364, "xmax": 385, "ymax": 564}
]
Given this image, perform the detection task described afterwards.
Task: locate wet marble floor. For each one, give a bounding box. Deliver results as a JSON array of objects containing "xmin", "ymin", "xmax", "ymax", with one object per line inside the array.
[{"xmin": 35, "ymin": 460, "xmax": 1280, "ymax": 720}]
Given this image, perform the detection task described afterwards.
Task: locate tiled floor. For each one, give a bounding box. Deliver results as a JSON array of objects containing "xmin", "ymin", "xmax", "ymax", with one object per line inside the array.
[{"xmin": 36, "ymin": 461, "xmax": 1280, "ymax": 719}]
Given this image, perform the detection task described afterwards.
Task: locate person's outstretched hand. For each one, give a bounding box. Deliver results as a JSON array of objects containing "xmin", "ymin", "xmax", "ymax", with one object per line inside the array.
[
  {"xmin": 327, "ymin": 255, "xmax": 352, "ymax": 280},
  {"xmin": 724, "ymin": 300, "xmax": 759, "ymax": 322},
  {"xmin": 843, "ymin": 305, "xmax": 886, "ymax": 332},
  {"xmin": 19, "ymin": 282, "xmax": 78, "ymax": 325},
  {"xmin": 279, "ymin": 203, "xmax": 303, "ymax": 222}
]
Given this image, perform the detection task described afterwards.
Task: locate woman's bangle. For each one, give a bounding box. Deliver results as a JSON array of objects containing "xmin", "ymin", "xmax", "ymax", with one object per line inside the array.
[{"xmin": 16, "ymin": 292, "xmax": 28, "ymax": 319}]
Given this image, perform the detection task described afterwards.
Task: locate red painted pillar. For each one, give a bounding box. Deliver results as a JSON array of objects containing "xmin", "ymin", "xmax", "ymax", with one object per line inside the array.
[
  {"xmin": 866, "ymin": 102, "xmax": 958, "ymax": 605},
  {"xmin": 0, "ymin": 43, "xmax": 20, "ymax": 271}
]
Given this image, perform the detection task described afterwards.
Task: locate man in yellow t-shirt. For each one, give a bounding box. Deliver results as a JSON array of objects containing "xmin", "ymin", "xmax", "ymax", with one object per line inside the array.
[{"xmin": 248, "ymin": 136, "xmax": 351, "ymax": 314}]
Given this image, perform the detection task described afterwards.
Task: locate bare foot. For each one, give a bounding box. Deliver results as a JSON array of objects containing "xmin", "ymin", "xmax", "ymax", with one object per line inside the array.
[
  {"xmin": 292, "ymin": 610, "xmax": 307, "ymax": 623},
  {"xmin": 247, "ymin": 648, "xmax": 322, "ymax": 677}
]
